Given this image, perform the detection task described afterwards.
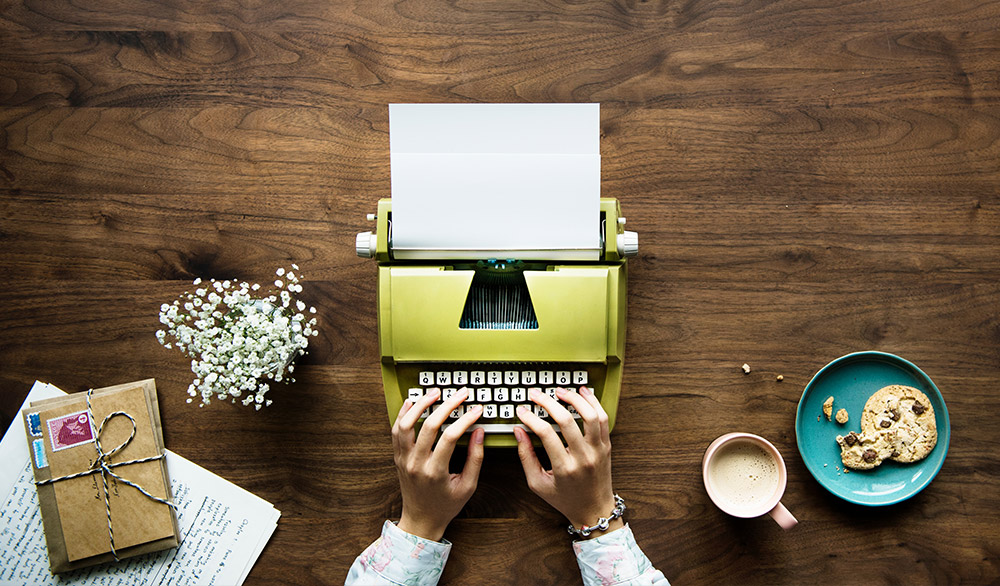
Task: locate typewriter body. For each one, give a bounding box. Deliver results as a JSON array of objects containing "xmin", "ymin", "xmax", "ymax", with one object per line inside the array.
[
  {"xmin": 356, "ymin": 103, "xmax": 637, "ymax": 447},
  {"xmin": 356, "ymin": 197, "xmax": 637, "ymax": 447}
]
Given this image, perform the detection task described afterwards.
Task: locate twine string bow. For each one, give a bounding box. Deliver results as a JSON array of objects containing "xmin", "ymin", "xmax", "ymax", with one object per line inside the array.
[{"xmin": 35, "ymin": 388, "xmax": 176, "ymax": 561}]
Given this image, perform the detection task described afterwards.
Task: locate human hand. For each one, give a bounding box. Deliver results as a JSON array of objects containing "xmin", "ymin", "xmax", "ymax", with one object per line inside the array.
[
  {"xmin": 514, "ymin": 386, "xmax": 623, "ymax": 538},
  {"xmin": 392, "ymin": 387, "xmax": 485, "ymax": 542}
]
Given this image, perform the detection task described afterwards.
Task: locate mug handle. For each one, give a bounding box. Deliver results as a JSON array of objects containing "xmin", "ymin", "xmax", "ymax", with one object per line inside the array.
[{"xmin": 768, "ymin": 502, "xmax": 797, "ymax": 530}]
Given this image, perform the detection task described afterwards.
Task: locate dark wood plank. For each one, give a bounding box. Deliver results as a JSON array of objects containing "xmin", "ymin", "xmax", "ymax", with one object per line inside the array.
[
  {"xmin": 2, "ymin": 0, "xmax": 999, "ymax": 584},
  {"xmin": 3, "ymin": 0, "xmax": 1000, "ymax": 34},
  {"xmin": 1, "ymin": 30, "xmax": 999, "ymax": 108},
  {"xmin": 2, "ymin": 107, "xmax": 998, "ymax": 195}
]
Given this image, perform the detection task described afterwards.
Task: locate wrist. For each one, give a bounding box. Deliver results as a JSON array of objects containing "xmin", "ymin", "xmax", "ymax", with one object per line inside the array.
[
  {"xmin": 574, "ymin": 517, "xmax": 624, "ymax": 540},
  {"xmin": 567, "ymin": 494, "xmax": 618, "ymax": 529},
  {"xmin": 566, "ymin": 494, "xmax": 626, "ymax": 539},
  {"xmin": 397, "ymin": 512, "xmax": 447, "ymax": 542}
]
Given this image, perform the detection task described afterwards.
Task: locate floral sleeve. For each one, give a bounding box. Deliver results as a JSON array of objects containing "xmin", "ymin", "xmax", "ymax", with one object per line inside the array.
[
  {"xmin": 573, "ymin": 524, "xmax": 670, "ymax": 586},
  {"xmin": 345, "ymin": 521, "xmax": 451, "ymax": 586}
]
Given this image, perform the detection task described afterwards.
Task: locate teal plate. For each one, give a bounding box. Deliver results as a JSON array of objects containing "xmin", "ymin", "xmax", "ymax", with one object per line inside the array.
[{"xmin": 795, "ymin": 351, "xmax": 950, "ymax": 506}]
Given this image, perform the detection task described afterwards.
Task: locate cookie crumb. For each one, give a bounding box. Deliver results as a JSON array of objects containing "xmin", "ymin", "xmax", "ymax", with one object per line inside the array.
[
  {"xmin": 741, "ymin": 363, "xmax": 751, "ymax": 374},
  {"xmin": 835, "ymin": 408, "xmax": 849, "ymax": 425},
  {"xmin": 823, "ymin": 463, "xmax": 828, "ymax": 467},
  {"xmin": 817, "ymin": 415, "xmax": 821, "ymax": 422},
  {"xmin": 844, "ymin": 468, "xmax": 850, "ymax": 474},
  {"xmin": 776, "ymin": 374, "xmax": 783, "ymax": 381},
  {"xmin": 823, "ymin": 396, "xmax": 834, "ymax": 421}
]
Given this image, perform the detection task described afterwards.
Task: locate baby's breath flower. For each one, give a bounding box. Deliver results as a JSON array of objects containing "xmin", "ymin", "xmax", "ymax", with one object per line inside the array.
[{"xmin": 156, "ymin": 266, "xmax": 316, "ymax": 409}]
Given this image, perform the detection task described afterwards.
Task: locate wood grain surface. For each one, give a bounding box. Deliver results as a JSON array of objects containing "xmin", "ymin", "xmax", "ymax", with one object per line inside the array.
[{"xmin": 2, "ymin": 1, "xmax": 999, "ymax": 584}]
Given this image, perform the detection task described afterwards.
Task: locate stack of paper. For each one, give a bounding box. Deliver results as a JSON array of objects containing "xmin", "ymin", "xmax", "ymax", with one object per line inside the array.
[{"xmin": 0, "ymin": 382, "xmax": 280, "ymax": 586}]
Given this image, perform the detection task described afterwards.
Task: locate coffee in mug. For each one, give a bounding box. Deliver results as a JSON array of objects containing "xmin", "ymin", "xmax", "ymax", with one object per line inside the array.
[
  {"xmin": 703, "ymin": 433, "xmax": 797, "ymax": 530},
  {"xmin": 707, "ymin": 441, "xmax": 779, "ymax": 510}
]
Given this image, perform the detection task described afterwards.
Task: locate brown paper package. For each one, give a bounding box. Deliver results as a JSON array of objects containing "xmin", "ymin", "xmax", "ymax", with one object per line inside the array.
[{"xmin": 22, "ymin": 379, "xmax": 181, "ymax": 573}]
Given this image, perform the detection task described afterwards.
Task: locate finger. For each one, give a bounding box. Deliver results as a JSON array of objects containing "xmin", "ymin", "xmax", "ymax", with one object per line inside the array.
[
  {"xmin": 394, "ymin": 391, "xmax": 437, "ymax": 452},
  {"xmin": 516, "ymin": 402, "xmax": 567, "ymax": 468},
  {"xmin": 416, "ymin": 388, "xmax": 471, "ymax": 454},
  {"xmin": 530, "ymin": 389, "xmax": 586, "ymax": 452},
  {"xmin": 391, "ymin": 400, "xmax": 414, "ymax": 453},
  {"xmin": 458, "ymin": 427, "xmax": 486, "ymax": 494},
  {"xmin": 554, "ymin": 387, "xmax": 600, "ymax": 441},
  {"xmin": 513, "ymin": 425, "xmax": 545, "ymax": 482},
  {"xmin": 428, "ymin": 402, "xmax": 483, "ymax": 467},
  {"xmin": 579, "ymin": 386, "xmax": 610, "ymax": 441},
  {"xmin": 397, "ymin": 388, "xmax": 440, "ymax": 434}
]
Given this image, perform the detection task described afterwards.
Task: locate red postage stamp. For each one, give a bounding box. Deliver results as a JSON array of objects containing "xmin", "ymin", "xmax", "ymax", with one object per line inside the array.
[{"xmin": 47, "ymin": 410, "xmax": 95, "ymax": 452}]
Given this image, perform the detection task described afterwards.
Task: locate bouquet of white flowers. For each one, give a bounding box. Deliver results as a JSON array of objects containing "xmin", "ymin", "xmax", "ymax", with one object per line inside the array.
[{"xmin": 156, "ymin": 266, "xmax": 318, "ymax": 409}]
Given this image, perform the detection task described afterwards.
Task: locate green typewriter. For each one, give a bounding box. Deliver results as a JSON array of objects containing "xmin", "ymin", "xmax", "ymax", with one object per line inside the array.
[{"xmin": 355, "ymin": 104, "xmax": 638, "ymax": 447}]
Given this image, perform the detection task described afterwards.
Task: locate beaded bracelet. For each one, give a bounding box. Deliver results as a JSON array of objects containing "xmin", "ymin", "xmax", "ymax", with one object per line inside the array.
[{"xmin": 566, "ymin": 494, "xmax": 626, "ymax": 538}]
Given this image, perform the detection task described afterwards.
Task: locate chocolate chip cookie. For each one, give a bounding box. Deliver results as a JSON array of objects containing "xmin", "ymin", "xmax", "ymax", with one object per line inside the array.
[
  {"xmin": 836, "ymin": 430, "xmax": 897, "ymax": 470},
  {"xmin": 860, "ymin": 385, "xmax": 937, "ymax": 463}
]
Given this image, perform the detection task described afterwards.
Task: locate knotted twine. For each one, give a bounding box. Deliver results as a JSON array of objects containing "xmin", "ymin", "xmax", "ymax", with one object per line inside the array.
[{"xmin": 35, "ymin": 388, "xmax": 176, "ymax": 561}]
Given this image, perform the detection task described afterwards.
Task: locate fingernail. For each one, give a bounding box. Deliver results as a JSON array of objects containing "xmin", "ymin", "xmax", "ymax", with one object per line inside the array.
[
  {"xmin": 471, "ymin": 404, "xmax": 483, "ymax": 413},
  {"xmin": 516, "ymin": 405, "xmax": 528, "ymax": 416},
  {"xmin": 555, "ymin": 386, "xmax": 567, "ymax": 397},
  {"xmin": 580, "ymin": 386, "xmax": 592, "ymax": 396},
  {"xmin": 475, "ymin": 428, "xmax": 485, "ymax": 444},
  {"xmin": 528, "ymin": 388, "xmax": 539, "ymax": 400},
  {"xmin": 513, "ymin": 427, "xmax": 524, "ymax": 441}
]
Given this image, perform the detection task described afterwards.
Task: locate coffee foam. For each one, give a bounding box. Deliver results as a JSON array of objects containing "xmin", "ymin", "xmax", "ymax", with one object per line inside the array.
[{"xmin": 708, "ymin": 440, "xmax": 779, "ymax": 510}]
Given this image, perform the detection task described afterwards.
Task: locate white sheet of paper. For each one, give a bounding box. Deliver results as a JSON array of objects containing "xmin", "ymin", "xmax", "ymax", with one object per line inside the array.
[
  {"xmin": 389, "ymin": 103, "xmax": 601, "ymax": 260},
  {"xmin": 0, "ymin": 382, "xmax": 280, "ymax": 586}
]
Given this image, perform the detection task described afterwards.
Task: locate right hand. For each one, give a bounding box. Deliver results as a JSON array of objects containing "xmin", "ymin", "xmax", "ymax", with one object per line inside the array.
[{"xmin": 514, "ymin": 386, "xmax": 623, "ymax": 538}]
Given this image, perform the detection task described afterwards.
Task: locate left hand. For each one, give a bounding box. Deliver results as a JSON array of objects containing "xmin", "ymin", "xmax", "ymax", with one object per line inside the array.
[{"xmin": 392, "ymin": 387, "xmax": 485, "ymax": 541}]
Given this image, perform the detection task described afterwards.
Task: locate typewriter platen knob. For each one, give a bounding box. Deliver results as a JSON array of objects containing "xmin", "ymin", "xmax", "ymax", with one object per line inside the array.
[
  {"xmin": 356, "ymin": 231, "xmax": 377, "ymax": 258},
  {"xmin": 617, "ymin": 230, "xmax": 639, "ymax": 257}
]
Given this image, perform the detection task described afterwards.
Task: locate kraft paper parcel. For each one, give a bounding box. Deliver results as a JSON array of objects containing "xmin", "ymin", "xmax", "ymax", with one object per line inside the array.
[{"xmin": 23, "ymin": 379, "xmax": 180, "ymax": 573}]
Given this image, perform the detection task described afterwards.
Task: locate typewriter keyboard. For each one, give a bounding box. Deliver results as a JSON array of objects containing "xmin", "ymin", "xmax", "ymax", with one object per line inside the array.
[{"xmin": 401, "ymin": 364, "xmax": 602, "ymax": 434}]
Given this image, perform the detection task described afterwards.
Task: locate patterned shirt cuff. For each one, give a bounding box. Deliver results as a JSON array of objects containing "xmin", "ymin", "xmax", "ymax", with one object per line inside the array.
[
  {"xmin": 573, "ymin": 524, "xmax": 666, "ymax": 586},
  {"xmin": 354, "ymin": 520, "xmax": 452, "ymax": 586}
]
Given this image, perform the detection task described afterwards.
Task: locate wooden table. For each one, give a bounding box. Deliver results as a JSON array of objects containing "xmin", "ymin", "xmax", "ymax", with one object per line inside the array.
[{"xmin": 2, "ymin": 2, "xmax": 998, "ymax": 584}]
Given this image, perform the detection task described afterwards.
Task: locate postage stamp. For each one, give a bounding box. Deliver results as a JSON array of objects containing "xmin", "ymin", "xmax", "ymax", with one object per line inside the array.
[
  {"xmin": 32, "ymin": 439, "xmax": 48, "ymax": 468},
  {"xmin": 27, "ymin": 412, "xmax": 42, "ymax": 437},
  {"xmin": 47, "ymin": 410, "xmax": 95, "ymax": 452}
]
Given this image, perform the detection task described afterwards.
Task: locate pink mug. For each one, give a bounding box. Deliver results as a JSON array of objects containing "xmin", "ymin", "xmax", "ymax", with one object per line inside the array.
[{"xmin": 702, "ymin": 433, "xmax": 797, "ymax": 530}]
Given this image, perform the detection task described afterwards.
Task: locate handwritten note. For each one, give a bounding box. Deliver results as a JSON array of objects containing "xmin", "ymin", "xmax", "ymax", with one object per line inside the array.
[{"xmin": 0, "ymin": 382, "xmax": 280, "ymax": 586}]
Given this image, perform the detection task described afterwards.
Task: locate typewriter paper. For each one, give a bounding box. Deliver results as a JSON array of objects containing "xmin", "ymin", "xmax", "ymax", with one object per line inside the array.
[{"xmin": 389, "ymin": 103, "xmax": 601, "ymax": 261}]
